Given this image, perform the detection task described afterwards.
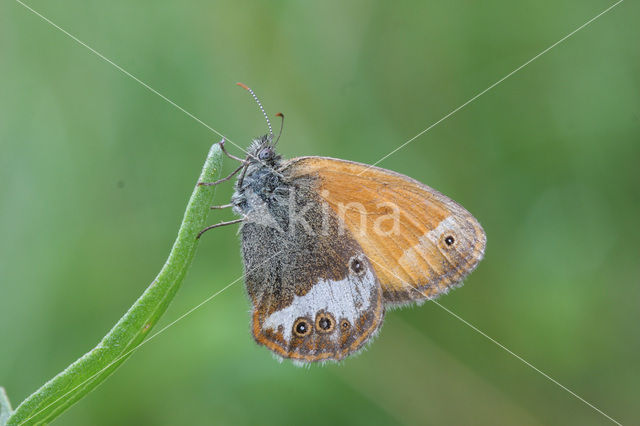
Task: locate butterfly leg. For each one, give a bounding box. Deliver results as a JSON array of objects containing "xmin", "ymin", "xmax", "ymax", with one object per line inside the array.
[
  {"xmin": 210, "ymin": 203, "xmax": 234, "ymax": 210},
  {"xmin": 219, "ymin": 139, "xmax": 245, "ymax": 163},
  {"xmin": 237, "ymin": 162, "xmax": 250, "ymax": 188},
  {"xmin": 198, "ymin": 163, "xmax": 245, "ymax": 186},
  {"xmin": 197, "ymin": 218, "xmax": 244, "ymax": 239}
]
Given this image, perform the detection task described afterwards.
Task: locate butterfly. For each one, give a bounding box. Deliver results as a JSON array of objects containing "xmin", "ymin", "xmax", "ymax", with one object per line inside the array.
[{"xmin": 199, "ymin": 83, "xmax": 486, "ymax": 364}]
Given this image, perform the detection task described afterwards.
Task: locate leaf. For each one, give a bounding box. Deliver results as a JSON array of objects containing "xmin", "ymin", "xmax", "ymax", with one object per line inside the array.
[{"xmin": 7, "ymin": 143, "xmax": 224, "ymax": 425}]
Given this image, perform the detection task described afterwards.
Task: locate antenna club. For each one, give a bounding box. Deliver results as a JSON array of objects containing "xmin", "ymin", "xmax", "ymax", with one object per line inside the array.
[
  {"xmin": 236, "ymin": 82, "xmax": 250, "ymax": 91},
  {"xmin": 274, "ymin": 112, "xmax": 285, "ymax": 146}
]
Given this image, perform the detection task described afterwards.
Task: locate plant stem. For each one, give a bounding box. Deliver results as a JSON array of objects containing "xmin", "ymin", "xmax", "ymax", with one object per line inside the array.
[{"xmin": 5, "ymin": 142, "xmax": 223, "ymax": 426}]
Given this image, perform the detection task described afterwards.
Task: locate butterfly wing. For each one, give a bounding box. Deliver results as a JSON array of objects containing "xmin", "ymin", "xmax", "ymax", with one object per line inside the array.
[
  {"xmin": 282, "ymin": 156, "xmax": 486, "ymax": 307},
  {"xmin": 240, "ymin": 176, "xmax": 384, "ymax": 363}
]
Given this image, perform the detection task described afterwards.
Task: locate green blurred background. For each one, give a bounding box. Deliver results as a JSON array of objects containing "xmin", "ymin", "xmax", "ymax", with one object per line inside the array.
[{"xmin": 1, "ymin": 0, "xmax": 638, "ymax": 424}]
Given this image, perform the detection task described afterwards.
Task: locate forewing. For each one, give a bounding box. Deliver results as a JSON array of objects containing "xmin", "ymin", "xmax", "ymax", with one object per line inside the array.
[{"xmin": 282, "ymin": 156, "xmax": 486, "ymax": 307}]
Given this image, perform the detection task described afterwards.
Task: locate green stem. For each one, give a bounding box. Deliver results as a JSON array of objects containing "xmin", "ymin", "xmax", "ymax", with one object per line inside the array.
[{"xmin": 5, "ymin": 142, "xmax": 223, "ymax": 426}]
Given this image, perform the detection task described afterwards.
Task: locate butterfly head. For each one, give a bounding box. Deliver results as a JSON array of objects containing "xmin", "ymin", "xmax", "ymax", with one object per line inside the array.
[{"xmin": 246, "ymin": 134, "xmax": 282, "ymax": 167}]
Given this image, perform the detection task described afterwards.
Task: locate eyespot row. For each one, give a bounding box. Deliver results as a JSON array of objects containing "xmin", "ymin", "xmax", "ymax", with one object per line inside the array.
[{"xmin": 293, "ymin": 312, "xmax": 351, "ymax": 337}]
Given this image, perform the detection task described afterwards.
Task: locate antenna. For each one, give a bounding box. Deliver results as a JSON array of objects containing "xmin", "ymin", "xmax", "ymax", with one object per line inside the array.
[
  {"xmin": 236, "ymin": 82, "xmax": 273, "ymax": 139},
  {"xmin": 274, "ymin": 112, "xmax": 284, "ymax": 146}
]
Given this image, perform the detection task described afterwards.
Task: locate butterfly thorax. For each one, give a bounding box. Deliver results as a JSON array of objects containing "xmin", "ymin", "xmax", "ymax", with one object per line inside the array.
[{"xmin": 231, "ymin": 135, "xmax": 287, "ymax": 220}]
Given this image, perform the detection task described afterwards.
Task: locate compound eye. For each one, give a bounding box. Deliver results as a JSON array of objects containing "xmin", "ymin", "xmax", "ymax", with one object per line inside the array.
[{"xmin": 258, "ymin": 147, "xmax": 273, "ymax": 161}]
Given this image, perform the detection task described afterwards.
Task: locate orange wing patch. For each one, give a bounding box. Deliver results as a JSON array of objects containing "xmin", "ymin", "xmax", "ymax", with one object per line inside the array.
[{"xmin": 284, "ymin": 157, "xmax": 486, "ymax": 306}]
